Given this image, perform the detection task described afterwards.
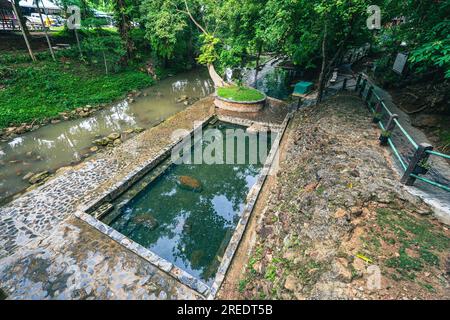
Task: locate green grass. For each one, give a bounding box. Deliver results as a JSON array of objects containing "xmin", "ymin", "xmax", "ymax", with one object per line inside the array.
[
  {"xmin": 0, "ymin": 62, "xmax": 154, "ymax": 129},
  {"xmin": 0, "ymin": 288, "xmax": 6, "ymax": 300},
  {"xmin": 375, "ymin": 209, "xmax": 450, "ymax": 281},
  {"xmin": 217, "ymin": 86, "xmax": 265, "ymax": 102},
  {"xmin": 437, "ymin": 128, "xmax": 450, "ymax": 153}
]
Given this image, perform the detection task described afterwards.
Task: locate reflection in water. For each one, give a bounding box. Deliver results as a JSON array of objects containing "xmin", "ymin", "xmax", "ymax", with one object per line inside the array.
[
  {"xmin": 108, "ymin": 123, "xmax": 273, "ymax": 285},
  {"xmin": 241, "ymin": 59, "xmax": 294, "ymax": 100},
  {"xmin": 0, "ymin": 69, "xmax": 214, "ymax": 203}
]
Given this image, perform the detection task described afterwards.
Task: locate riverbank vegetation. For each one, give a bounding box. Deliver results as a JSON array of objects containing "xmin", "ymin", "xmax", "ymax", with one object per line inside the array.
[{"xmin": 0, "ymin": 61, "xmax": 153, "ymax": 128}]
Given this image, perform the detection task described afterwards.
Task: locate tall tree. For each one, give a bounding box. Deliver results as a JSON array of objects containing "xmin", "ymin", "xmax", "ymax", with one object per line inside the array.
[
  {"xmin": 13, "ymin": 0, "xmax": 31, "ymax": 38},
  {"xmin": 11, "ymin": 0, "xmax": 36, "ymax": 61},
  {"xmin": 113, "ymin": 0, "xmax": 134, "ymax": 64},
  {"xmin": 35, "ymin": 0, "xmax": 56, "ymax": 61}
]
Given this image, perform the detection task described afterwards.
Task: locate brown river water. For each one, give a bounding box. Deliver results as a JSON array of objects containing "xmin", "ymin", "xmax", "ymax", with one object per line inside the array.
[{"xmin": 0, "ymin": 69, "xmax": 214, "ymax": 204}]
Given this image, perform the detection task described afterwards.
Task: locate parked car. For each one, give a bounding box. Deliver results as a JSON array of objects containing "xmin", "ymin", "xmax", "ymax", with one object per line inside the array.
[
  {"xmin": 47, "ymin": 14, "xmax": 65, "ymax": 27},
  {"xmin": 25, "ymin": 13, "xmax": 45, "ymax": 29}
]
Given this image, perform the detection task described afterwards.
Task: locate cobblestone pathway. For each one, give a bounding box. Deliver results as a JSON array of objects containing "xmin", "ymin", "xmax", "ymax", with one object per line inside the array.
[{"xmin": 0, "ymin": 98, "xmax": 214, "ymax": 299}]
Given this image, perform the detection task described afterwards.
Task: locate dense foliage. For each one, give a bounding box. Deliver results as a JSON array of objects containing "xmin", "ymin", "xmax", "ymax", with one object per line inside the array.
[
  {"xmin": 2, "ymin": 0, "xmax": 448, "ymax": 127},
  {"xmin": 374, "ymin": 0, "xmax": 450, "ymax": 81}
]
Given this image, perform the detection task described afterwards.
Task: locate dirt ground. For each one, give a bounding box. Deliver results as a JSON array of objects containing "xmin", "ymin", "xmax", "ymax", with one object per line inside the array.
[
  {"xmin": 0, "ymin": 31, "xmax": 73, "ymax": 53},
  {"xmin": 218, "ymin": 93, "xmax": 450, "ymax": 300}
]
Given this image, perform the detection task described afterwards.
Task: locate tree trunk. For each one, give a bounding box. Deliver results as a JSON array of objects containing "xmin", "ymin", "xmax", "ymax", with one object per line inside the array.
[
  {"xmin": 35, "ymin": 0, "xmax": 56, "ymax": 61},
  {"xmin": 317, "ymin": 23, "xmax": 328, "ymax": 103},
  {"xmin": 74, "ymin": 28, "xmax": 83, "ymax": 58},
  {"xmin": 14, "ymin": 0, "xmax": 31, "ymax": 38},
  {"xmin": 114, "ymin": 0, "xmax": 134, "ymax": 65},
  {"xmin": 182, "ymin": 0, "xmax": 226, "ymax": 86},
  {"xmin": 103, "ymin": 51, "xmax": 108, "ymax": 75},
  {"xmin": 254, "ymin": 42, "xmax": 263, "ymax": 88},
  {"xmin": 208, "ymin": 64, "xmax": 227, "ymax": 88},
  {"xmin": 11, "ymin": 0, "xmax": 35, "ymax": 62}
]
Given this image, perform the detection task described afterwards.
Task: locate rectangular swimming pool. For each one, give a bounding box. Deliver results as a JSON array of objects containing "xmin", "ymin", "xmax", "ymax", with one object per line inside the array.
[{"xmin": 97, "ymin": 121, "xmax": 274, "ymax": 286}]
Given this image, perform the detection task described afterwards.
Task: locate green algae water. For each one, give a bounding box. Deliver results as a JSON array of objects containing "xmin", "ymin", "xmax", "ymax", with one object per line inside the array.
[{"xmin": 106, "ymin": 122, "xmax": 274, "ymax": 285}]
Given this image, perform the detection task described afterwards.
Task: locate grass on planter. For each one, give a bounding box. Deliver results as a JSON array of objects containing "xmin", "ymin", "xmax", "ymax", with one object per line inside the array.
[{"xmin": 217, "ymin": 86, "xmax": 265, "ymax": 102}]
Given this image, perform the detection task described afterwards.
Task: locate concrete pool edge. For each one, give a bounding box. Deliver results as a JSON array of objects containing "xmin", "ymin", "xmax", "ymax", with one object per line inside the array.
[
  {"xmin": 207, "ymin": 111, "xmax": 294, "ymax": 299},
  {"xmin": 72, "ymin": 112, "xmax": 293, "ymax": 299},
  {"xmin": 73, "ymin": 115, "xmax": 215, "ymax": 296}
]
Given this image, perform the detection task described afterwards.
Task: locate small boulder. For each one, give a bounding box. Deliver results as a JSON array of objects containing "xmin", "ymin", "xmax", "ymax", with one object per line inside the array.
[
  {"xmin": 94, "ymin": 137, "xmax": 110, "ymax": 146},
  {"xmin": 284, "ymin": 275, "xmax": 298, "ymax": 291},
  {"xmin": 90, "ymin": 146, "xmax": 99, "ymax": 153},
  {"xmin": 22, "ymin": 172, "xmax": 34, "ymax": 181},
  {"xmin": 132, "ymin": 214, "xmax": 159, "ymax": 230},
  {"xmin": 334, "ymin": 258, "xmax": 353, "ymax": 283},
  {"xmin": 15, "ymin": 125, "xmax": 27, "ymax": 134},
  {"xmin": 107, "ymin": 132, "xmax": 121, "ymax": 141},
  {"xmin": 176, "ymin": 95, "xmax": 189, "ymax": 103},
  {"xmin": 178, "ymin": 176, "xmax": 202, "ymax": 192},
  {"xmin": 29, "ymin": 171, "xmax": 49, "ymax": 184},
  {"xmin": 121, "ymin": 129, "xmax": 134, "ymax": 140},
  {"xmin": 113, "ymin": 139, "xmax": 122, "ymax": 147}
]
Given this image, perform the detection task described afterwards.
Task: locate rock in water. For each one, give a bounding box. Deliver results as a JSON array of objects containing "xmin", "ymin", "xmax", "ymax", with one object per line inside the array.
[
  {"xmin": 28, "ymin": 171, "xmax": 49, "ymax": 184},
  {"xmin": 22, "ymin": 172, "xmax": 34, "ymax": 181},
  {"xmin": 113, "ymin": 139, "xmax": 122, "ymax": 147},
  {"xmin": 176, "ymin": 95, "xmax": 189, "ymax": 103},
  {"xmin": 132, "ymin": 214, "xmax": 159, "ymax": 230},
  {"xmin": 107, "ymin": 132, "xmax": 121, "ymax": 141},
  {"xmin": 178, "ymin": 176, "xmax": 202, "ymax": 192},
  {"xmin": 94, "ymin": 137, "xmax": 110, "ymax": 146}
]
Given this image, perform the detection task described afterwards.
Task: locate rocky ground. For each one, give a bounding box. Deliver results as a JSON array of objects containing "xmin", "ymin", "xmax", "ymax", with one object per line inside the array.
[{"xmin": 220, "ymin": 93, "xmax": 450, "ymax": 300}]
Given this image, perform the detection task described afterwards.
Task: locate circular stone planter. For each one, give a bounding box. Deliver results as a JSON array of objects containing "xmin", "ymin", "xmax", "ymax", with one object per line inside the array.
[{"xmin": 214, "ymin": 91, "xmax": 267, "ymax": 113}]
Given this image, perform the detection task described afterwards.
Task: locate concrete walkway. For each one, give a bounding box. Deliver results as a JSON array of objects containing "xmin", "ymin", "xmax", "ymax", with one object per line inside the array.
[
  {"xmin": 363, "ymin": 77, "xmax": 450, "ymax": 224},
  {"xmin": 325, "ymin": 62, "xmax": 450, "ymax": 224},
  {"xmin": 0, "ymin": 98, "xmax": 214, "ymax": 299}
]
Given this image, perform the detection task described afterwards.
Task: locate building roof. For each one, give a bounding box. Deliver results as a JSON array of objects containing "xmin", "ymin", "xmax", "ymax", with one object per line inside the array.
[
  {"xmin": 0, "ymin": 0, "xmax": 13, "ymax": 10},
  {"xmin": 9, "ymin": 0, "xmax": 62, "ymax": 10}
]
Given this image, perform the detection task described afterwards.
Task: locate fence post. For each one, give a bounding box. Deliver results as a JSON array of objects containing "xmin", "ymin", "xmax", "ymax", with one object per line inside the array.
[
  {"xmin": 366, "ymin": 86, "xmax": 374, "ymax": 105},
  {"xmin": 296, "ymin": 97, "xmax": 302, "ymax": 110},
  {"xmin": 342, "ymin": 78, "xmax": 348, "ymax": 91},
  {"xmin": 400, "ymin": 143, "xmax": 434, "ymax": 186},
  {"xmin": 379, "ymin": 113, "xmax": 398, "ymax": 146},
  {"xmin": 359, "ymin": 79, "xmax": 367, "ymax": 98},
  {"xmin": 355, "ymin": 74, "xmax": 362, "ymax": 92},
  {"xmin": 375, "ymin": 99, "xmax": 383, "ymax": 114}
]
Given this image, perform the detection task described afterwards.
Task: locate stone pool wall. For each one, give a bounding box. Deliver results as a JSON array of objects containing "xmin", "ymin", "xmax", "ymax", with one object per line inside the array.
[
  {"xmin": 0, "ymin": 95, "xmax": 292, "ymax": 300},
  {"xmin": 214, "ymin": 96, "xmax": 266, "ymax": 113}
]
